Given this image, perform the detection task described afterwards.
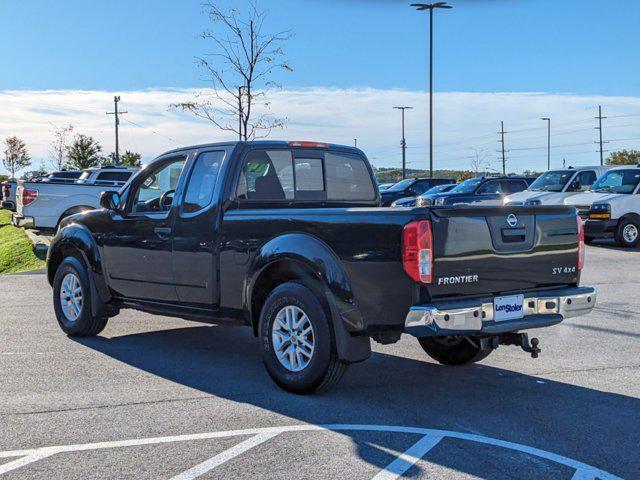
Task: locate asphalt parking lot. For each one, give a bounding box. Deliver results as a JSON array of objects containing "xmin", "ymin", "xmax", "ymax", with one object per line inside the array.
[{"xmin": 0, "ymin": 243, "xmax": 638, "ymax": 479}]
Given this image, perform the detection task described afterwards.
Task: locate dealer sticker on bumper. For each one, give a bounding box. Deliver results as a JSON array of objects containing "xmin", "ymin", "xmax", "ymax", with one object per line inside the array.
[{"xmin": 494, "ymin": 294, "xmax": 524, "ymax": 322}]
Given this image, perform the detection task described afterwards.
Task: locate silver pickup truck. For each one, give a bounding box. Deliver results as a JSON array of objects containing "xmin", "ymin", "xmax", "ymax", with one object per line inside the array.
[{"xmin": 12, "ymin": 166, "xmax": 138, "ymax": 229}]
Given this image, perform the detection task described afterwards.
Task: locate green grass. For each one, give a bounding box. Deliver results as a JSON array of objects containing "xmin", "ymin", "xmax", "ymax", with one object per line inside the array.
[{"xmin": 0, "ymin": 210, "xmax": 46, "ymax": 274}]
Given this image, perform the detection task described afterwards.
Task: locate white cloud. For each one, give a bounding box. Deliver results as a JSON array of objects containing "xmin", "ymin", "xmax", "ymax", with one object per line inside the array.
[{"xmin": 1, "ymin": 87, "xmax": 639, "ymax": 175}]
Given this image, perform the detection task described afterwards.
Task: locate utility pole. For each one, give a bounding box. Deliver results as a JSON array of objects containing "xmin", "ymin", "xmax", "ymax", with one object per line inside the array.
[
  {"xmin": 498, "ymin": 121, "xmax": 507, "ymax": 175},
  {"xmin": 541, "ymin": 117, "xmax": 551, "ymax": 170},
  {"xmin": 595, "ymin": 105, "xmax": 607, "ymax": 165},
  {"xmin": 412, "ymin": 2, "xmax": 453, "ymax": 178},
  {"xmin": 394, "ymin": 106, "xmax": 413, "ymax": 179},
  {"xmin": 106, "ymin": 96, "xmax": 127, "ymax": 163}
]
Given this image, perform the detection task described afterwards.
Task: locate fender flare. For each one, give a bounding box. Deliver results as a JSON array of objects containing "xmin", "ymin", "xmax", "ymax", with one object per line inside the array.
[
  {"xmin": 47, "ymin": 223, "xmax": 111, "ymax": 316},
  {"xmin": 245, "ymin": 233, "xmax": 370, "ymax": 363}
]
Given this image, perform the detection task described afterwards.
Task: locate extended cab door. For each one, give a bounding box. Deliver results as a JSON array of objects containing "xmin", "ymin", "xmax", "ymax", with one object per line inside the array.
[
  {"xmin": 101, "ymin": 155, "xmax": 187, "ymax": 302},
  {"xmin": 171, "ymin": 149, "xmax": 225, "ymax": 307}
]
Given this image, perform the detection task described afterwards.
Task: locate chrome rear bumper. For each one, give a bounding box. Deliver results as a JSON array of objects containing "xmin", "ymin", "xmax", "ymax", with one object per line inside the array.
[{"xmin": 405, "ymin": 286, "xmax": 596, "ymax": 337}]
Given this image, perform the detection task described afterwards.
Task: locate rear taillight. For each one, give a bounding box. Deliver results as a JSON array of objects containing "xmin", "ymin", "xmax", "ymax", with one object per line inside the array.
[
  {"xmin": 1, "ymin": 184, "xmax": 9, "ymax": 197},
  {"xmin": 402, "ymin": 220, "xmax": 433, "ymax": 283},
  {"xmin": 22, "ymin": 188, "xmax": 38, "ymax": 206},
  {"xmin": 577, "ymin": 215, "xmax": 585, "ymax": 270}
]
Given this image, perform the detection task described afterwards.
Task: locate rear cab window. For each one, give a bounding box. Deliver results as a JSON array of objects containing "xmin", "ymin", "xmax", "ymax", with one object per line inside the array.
[{"xmin": 236, "ymin": 148, "xmax": 376, "ymax": 203}]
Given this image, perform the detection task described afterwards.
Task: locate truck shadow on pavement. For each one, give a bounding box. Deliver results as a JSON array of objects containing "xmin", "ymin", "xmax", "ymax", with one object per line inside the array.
[{"xmin": 73, "ymin": 324, "xmax": 639, "ymax": 479}]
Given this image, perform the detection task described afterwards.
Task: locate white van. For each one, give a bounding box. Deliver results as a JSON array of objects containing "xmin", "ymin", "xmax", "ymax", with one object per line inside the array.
[
  {"xmin": 564, "ymin": 165, "xmax": 640, "ymax": 247},
  {"xmin": 505, "ymin": 166, "xmax": 611, "ymax": 206}
]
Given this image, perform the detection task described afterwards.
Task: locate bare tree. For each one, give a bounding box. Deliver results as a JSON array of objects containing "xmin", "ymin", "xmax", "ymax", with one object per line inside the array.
[
  {"xmin": 49, "ymin": 124, "xmax": 74, "ymax": 170},
  {"xmin": 468, "ymin": 148, "xmax": 489, "ymax": 176},
  {"xmin": 3, "ymin": 136, "xmax": 31, "ymax": 180},
  {"xmin": 172, "ymin": 2, "xmax": 293, "ymax": 140}
]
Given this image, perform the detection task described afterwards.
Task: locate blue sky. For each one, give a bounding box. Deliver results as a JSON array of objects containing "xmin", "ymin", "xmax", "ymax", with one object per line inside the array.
[
  {"xmin": 1, "ymin": 0, "xmax": 639, "ymax": 95},
  {"xmin": 1, "ymin": 0, "xmax": 640, "ymax": 175}
]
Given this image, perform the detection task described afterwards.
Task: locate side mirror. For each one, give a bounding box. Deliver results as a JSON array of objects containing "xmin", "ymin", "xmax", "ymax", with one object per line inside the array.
[{"xmin": 100, "ymin": 191, "xmax": 120, "ymax": 211}]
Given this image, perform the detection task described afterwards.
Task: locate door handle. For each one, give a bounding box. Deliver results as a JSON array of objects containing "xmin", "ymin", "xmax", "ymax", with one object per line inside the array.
[{"xmin": 154, "ymin": 227, "xmax": 171, "ymax": 239}]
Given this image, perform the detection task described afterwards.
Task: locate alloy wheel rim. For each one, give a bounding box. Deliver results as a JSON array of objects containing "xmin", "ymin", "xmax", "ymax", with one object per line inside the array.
[
  {"xmin": 59, "ymin": 273, "xmax": 83, "ymax": 322},
  {"xmin": 623, "ymin": 224, "xmax": 638, "ymax": 243},
  {"xmin": 272, "ymin": 305, "xmax": 315, "ymax": 372}
]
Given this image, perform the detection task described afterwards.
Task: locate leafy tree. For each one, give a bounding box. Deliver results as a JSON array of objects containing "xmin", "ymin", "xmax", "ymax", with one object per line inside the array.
[
  {"xmin": 3, "ymin": 136, "xmax": 31, "ymax": 180},
  {"xmin": 49, "ymin": 124, "xmax": 74, "ymax": 170},
  {"xmin": 67, "ymin": 134, "xmax": 102, "ymax": 170},
  {"xmin": 120, "ymin": 151, "xmax": 142, "ymax": 167},
  {"xmin": 99, "ymin": 150, "xmax": 142, "ymax": 168},
  {"xmin": 171, "ymin": 2, "xmax": 293, "ymax": 140},
  {"xmin": 606, "ymin": 149, "xmax": 640, "ymax": 165}
]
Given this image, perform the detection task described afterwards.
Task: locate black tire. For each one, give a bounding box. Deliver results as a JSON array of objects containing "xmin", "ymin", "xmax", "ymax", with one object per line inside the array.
[
  {"xmin": 53, "ymin": 256, "xmax": 108, "ymax": 337},
  {"xmin": 259, "ymin": 282, "xmax": 347, "ymax": 394},
  {"xmin": 614, "ymin": 218, "xmax": 640, "ymax": 248},
  {"xmin": 418, "ymin": 336, "xmax": 492, "ymax": 366},
  {"xmin": 584, "ymin": 236, "xmax": 595, "ymax": 245}
]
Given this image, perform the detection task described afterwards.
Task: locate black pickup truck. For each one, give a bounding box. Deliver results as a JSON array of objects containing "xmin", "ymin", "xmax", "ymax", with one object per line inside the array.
[{"xmin": 46, "ymin": 141, "xmax": 596, "ymax": 393}]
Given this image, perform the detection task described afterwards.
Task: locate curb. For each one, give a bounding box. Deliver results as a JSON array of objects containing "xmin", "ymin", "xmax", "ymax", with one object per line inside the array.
[{"xmin": 23, "ymin": 229, "xmax": 53, "ymax": 255}]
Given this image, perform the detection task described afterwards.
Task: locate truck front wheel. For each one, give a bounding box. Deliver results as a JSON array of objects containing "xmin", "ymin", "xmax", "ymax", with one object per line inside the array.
[
  {"xmin": 53, "ymin": 256, "xmax": 109, "ymax": 337},
  {"xmin": 259, "ymin": 282, "xmax": 347, "ymax": 394},
  {"xmin": 614, "ymin": 218, "xmax": 640, "ymax": 248},
  {"xmin": 418, "ymin": 336, "xmax": 492, "ymax": 366}
]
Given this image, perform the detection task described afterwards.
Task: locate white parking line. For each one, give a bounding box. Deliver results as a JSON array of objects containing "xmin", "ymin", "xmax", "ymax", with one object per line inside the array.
[
  {"xmin": 371, "ymin": 433, "xmax": 445, "ymax": 480},
  {"xmin": 0, "ymin": 424, "xmax": 622, "ymax": 479},
  {"xmin": 168, "ymin": 432, "xmax": 279, "ymax": 480}
]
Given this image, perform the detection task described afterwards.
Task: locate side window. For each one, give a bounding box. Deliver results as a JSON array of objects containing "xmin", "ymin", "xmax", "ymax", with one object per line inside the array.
[
  {"xmin": 501, "ymin": 180, "xmax": 527, "ymax": 194},
  {"xmin": 182, "ymin": 151, "xmax": 224, "ymax": 214},
  {"xmin": 478, "ymin": 180, "xmax": 501, "ymax": 195},
  {"xmin": 96, "ymin": 171, "xmax": 132, "ymax": 184},
  {"xmin": 130, "ymin": 158, "xmax": 185, "ymax": 213},
  {"xmin": 412, "ymin": 181, "xmax": 430, "ymax": 195},
  {"xmin": 325, "ymin": 152, "xmax": 376, "ymax": 201},
  {"xmin": 237, "ymin": 150, "xmax": 294, "ymax": 200},
  {"xmin": 574, "ymin": 171, "xmax": 597, "ymax": 192},
  {"xmin": 294, "ymin": 157, "xmax": 325, "ymax": 200}
]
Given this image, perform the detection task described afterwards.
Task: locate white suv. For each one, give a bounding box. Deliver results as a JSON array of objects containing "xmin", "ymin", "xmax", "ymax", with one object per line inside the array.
[{"xmin": 505, "ymin": 166, "xmax": 611, "ymax": 206}]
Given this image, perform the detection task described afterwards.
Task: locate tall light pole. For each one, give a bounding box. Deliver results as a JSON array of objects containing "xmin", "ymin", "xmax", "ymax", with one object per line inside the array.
[
  {"xmin": 411, "ymin": 2, "xmax": 452, "ymax": 178},
  {"xmin": 394, "ymin": 106, "xmax": 413, "ymax": 179},
  {"xmin": 541, "ymin": 117, "xmax": 551, "ymax": 170}
]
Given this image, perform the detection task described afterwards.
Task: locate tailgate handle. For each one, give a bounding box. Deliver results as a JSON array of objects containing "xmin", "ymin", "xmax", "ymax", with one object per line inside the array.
[{"xmin": 501, "ymin": 227, "xmax": 526, "ymax": 243}]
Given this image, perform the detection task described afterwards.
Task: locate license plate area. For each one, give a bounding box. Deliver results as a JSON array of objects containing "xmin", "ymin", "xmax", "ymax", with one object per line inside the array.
[{"xmin": 494, "ymin": 294, "xmax": 524, "ymax": 322}]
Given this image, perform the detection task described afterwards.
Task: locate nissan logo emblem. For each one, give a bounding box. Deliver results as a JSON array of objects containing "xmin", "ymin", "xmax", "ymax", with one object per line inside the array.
[{"xmin": 506, "ymin": 214, "xmax": 518, "ymax": 227}]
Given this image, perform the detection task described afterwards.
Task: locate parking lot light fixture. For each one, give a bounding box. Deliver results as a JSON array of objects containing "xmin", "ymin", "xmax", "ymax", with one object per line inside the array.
[{"xmin": 411, "ymin": 2, "xmax": 453, "ymax": 179}]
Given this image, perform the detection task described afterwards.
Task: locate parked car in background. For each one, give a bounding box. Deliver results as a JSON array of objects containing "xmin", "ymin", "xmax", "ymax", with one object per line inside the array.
[
  {"xmin": 377, "ymin": 182, "xmax": 395, "ymax": 191},
  {"xmin": 40, "ymin": 170, "xmax": 83, "ymax": 183},
  {"xmin": 46, "ymin": 140, "xmax": 595, "ymax": 393},
  {"xmin": 431, "ymin": 176, "xmax": 534, "ymax": 206},
  {"xmin": 505, "ymin": 166, "xmax": 610, "ymax": 206},
  {"xmin": 12, "ymin": 166, "xmax": 139, "ymax": 229},
  {"xmin": 391, "ymin": 183, "xmax": 456, "ymax": 207},
  {"xmin": 380, "ymin": 177, "xmax": 454, "ymax": 206},
  {"xmin": 565, "ymin": 166, "xmax": 640, "ymax": 247},
  {"xmin": 1, "ymin": 180, "xmax": 17, "ymax": 210}
]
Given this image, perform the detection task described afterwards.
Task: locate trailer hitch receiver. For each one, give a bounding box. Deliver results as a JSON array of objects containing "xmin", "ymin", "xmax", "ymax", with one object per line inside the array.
[{"xmin": 499, "ymin": 332, "xmax": 541, "ymax": 358}]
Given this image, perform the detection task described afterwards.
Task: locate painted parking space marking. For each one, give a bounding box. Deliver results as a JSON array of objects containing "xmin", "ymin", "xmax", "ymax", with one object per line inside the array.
[
  {"xmin": 0, "ymin": 424, "xmax": 621, "ymax": 479},
  {"xmin": 168, "ymin": 432, "xmax": 279, "ymax": 480},
  {"xmin": 372, "ymin": 432, "xmax": 445, "ymax": 480}
]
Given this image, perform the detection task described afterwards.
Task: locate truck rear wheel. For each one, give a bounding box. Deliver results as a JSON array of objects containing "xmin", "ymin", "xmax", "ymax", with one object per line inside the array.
[
  {"xmin": 418, "ymin": 336, "xmax": 492, "ymax": 366},
  {"xmin": 53, "ymin": 256, "xmax": 109, "ymax": 337},
  {"xmin": 614, "ymin": 218, "xmax": 640, "ymax": 248},
  {"xmin": 259, "ymin": 282, "xmax": 347, "ymax": 394}
]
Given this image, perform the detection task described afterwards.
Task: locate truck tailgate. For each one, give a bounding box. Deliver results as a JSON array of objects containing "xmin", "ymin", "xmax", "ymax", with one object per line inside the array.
[{"xmin": 429, "ymin": 205, "xmax": 580, "ymax": 298}]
